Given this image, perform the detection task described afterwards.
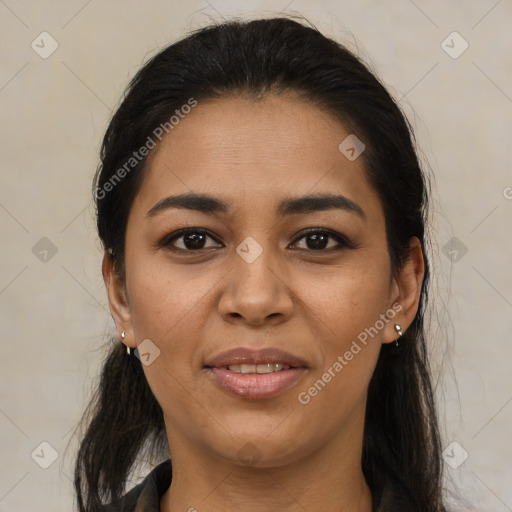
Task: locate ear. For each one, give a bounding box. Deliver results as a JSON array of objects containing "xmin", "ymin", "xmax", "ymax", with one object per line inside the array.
[
  {"xmin": 382, "ymin": 237, "xmax": 425, "ymax": 344},
  {"xmin": 102, "ymin": 251, "xmax": 137, "ymax": 350}
]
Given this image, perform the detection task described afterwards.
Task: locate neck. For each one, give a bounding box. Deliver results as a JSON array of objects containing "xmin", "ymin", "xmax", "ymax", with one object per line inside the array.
[{"xmin": 160, "ymin": 407, "xmax": 373, "ymax": 512}]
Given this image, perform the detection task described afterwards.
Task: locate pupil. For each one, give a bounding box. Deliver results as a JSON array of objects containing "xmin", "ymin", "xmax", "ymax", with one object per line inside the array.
[
  {"xmin": 185, "ymin": 233, "xmax": 205, "ymax": 250},
  {"xmin": 308, "ymin": 233, "xmax": 327, "ymax": 250}
]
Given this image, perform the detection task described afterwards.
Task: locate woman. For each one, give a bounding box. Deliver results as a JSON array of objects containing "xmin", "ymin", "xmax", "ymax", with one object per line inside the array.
[{"xmin": 74, "ymin": 16, "xmax": 447, "ymax": 512}]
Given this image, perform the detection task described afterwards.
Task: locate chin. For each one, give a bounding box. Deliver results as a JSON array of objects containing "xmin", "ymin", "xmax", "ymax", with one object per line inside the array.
[{"xmin": 207, "ymin": 426, "xmax": 315, "ymax": 469}]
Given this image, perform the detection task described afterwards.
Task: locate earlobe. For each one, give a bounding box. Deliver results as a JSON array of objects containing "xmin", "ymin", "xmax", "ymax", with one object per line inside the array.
[
  {"xmin": 382, "ymin": 237, "xmax": 425, "ymax": 344},
  {"xmin": 102, "ymin": 251, "xmax": 136, "ymax": 348}
]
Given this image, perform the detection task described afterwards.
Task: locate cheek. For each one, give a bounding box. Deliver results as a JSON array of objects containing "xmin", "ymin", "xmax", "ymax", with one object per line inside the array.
[
  {"xmin": 296, "ymin": 263, "xmax": 390, "ymax": 399},
  {"xmin": 124, "ymin": 256, "xmax": 226, "ymax": 410},
  {"xmin": 126, "ymin": 258, "xmax": 217, "ymax": 340},
  {"xmin": 127, "ymin": 264, "xmax": 214, "ymax": 426},
  {"xmin": 293, "ymin": 272, "xmax": 388, "ymax": 425},
  {"xmin": 305, "ymin": 262, "xmax": 391, "ymax": 346}
]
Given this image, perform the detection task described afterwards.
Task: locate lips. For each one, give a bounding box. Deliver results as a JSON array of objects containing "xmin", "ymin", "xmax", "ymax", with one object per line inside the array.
[{"xmin": 204, "ymin": 347, "xmax": 307, "ymax": 400}]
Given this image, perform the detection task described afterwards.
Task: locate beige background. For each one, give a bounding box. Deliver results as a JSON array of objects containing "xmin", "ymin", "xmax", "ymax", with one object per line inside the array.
[{"xmin": 1, "ymin": 1, "xmax": 511, "ymax": 510}]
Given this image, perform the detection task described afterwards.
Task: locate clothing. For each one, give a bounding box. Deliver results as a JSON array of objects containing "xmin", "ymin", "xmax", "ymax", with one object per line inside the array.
[{"xmin": 99, "ymin": 460, "xmax": 413, "ymax": 511}]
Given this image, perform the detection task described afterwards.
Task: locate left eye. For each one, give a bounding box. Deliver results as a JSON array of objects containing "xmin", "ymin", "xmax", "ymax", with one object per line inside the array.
[{"xmin": 290, "ymin": 229, "xmax": 352, "ymax": 251}]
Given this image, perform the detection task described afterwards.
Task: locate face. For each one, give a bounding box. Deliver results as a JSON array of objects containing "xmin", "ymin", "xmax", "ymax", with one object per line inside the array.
[{"xmin": 105, "ymin": 93, "xmax": 423, "ymax": 469}]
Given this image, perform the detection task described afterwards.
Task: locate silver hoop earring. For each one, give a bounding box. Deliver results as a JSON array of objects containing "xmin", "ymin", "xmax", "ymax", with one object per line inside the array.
[
  {"xmin": 394, "ymin": 324, "xmax": 403, "ymax": 347},
  {"xmin": 121, "ymin": 331, "xmax": 130, "ymax": 355}
]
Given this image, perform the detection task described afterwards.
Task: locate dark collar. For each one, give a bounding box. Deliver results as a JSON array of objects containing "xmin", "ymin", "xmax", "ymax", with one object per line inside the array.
[
  {"xmin": 100, "ymin": 460, "xmax": 172, "ymax": 512},
  {"xmin": 101, "ymin": 460, "xmax": 412, "ymax": 511}
]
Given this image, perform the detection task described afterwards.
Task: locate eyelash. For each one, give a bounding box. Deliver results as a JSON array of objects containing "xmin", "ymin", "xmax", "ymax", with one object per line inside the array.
[{"xmin": 157, "ymin": 227, "xmax": 355, "ymax": 253}]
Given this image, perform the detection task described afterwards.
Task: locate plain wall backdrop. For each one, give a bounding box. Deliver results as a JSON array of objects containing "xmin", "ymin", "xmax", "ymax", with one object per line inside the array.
[{"xmin": 1, "ymin": 0, "xmax": 511, "ymax": 510}]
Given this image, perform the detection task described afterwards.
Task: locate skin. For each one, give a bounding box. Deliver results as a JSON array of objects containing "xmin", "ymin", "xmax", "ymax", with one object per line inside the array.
[{"xmin": 103, "ymin": 93, "xmax": 424, "ymax": 512}]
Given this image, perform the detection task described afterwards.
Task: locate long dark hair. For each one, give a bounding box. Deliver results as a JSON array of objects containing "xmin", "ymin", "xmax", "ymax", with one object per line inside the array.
[{"xmin": 74, "ymin": 16, "xmax": 446, "ymax": 512}]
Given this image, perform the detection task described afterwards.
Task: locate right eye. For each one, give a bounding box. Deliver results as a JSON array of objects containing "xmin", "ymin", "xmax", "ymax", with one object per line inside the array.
[{"xmin": 158, "ymin": 228, "xmax": 223, "ymax": 252}]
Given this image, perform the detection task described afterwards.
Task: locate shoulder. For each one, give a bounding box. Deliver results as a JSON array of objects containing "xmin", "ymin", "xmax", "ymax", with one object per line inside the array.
[{"xmin": 99, "ymin": 460, "xmax": 172, "ymax": 512}]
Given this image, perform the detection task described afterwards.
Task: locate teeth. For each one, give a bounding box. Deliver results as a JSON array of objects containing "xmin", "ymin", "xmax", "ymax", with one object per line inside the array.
[{"xmin": 227, "ymin": 363, "xmax": 290, "ymax": 374}]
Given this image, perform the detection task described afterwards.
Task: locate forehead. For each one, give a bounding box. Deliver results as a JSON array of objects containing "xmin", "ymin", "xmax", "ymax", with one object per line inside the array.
[{"xmin": 131, "ymin": 94, "xmax": 384, "ymax": 224}]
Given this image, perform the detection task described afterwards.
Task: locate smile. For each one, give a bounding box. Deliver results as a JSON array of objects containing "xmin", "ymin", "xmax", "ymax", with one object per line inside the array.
[{"xmin": 226, "ymin": 363, "xmax": 290, "ymax": 374}]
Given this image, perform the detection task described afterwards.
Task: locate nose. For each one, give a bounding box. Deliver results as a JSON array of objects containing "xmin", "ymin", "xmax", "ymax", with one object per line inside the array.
[{"xmin": 218, "ymin": 241, "xmax": 294, "ymax": 327}]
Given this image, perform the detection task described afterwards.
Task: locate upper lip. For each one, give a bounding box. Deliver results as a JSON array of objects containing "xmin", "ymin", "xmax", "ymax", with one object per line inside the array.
[{"xmin": 204, "ymin": 347, "xmax": 308, "ymax": 368}]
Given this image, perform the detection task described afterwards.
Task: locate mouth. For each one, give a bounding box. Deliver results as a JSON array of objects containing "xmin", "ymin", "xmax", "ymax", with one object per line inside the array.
[{"xmin": 204, "ymin": 347, "xmax": 308, "ymax": 400}]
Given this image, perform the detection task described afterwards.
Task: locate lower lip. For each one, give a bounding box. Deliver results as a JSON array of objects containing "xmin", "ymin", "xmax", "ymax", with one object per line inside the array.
[{"xmin": 207, "ymin": 367, "xmax": 307, "ymax": 400}]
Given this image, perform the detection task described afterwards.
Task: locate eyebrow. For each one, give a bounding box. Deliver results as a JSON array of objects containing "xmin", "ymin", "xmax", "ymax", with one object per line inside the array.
[{"xmin": 146, "ymin": 193, "xmax": 366, "ymax": 221}]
